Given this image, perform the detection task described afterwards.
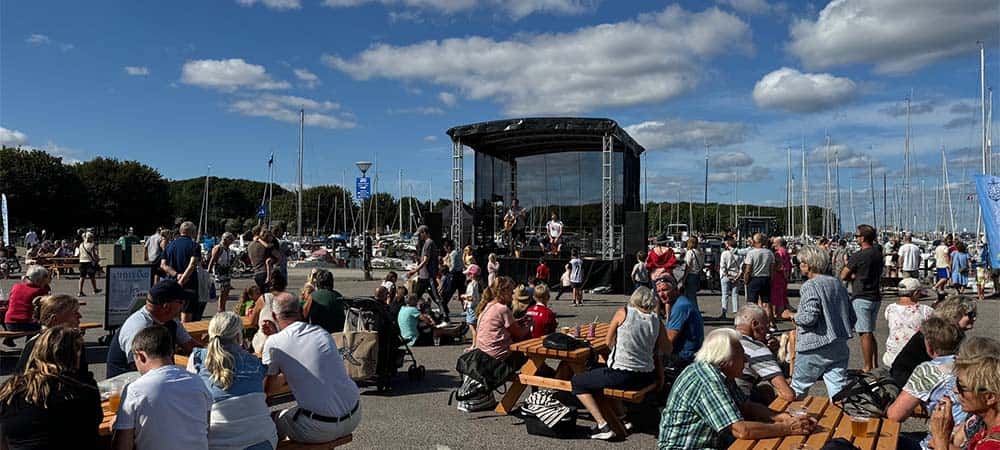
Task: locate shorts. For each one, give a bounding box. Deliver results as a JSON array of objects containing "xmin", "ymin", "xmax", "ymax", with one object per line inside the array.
[
  {"xmin": 571, "ymin": 366, "xmax": 655, "ymax": 395},
  {"xmin": 976, "ymin": 267, "xmax": 987, "ymax": 285},
  {"xmin": 852, "ymin": 298, "xmax": 879, "ymax": 333},
  {"xmin": 746, "ymin": 276, "xmax": 771, "ymax": 303},
  {"xmin": 184, "ymin": 297, "xmax": 207, "ymax": 321},
  {"xmin": 79, "ymin": 262, "xmax": 98, "ymax": 277},
  {"xmin": 936, "ymin": 268, "xmax": 949, "ymax": 280},
  {"xmin": 254, "ymin": 272, "xmax": 270, "ymax": 293},
  {"xmin": 571, "ymin": 282, "xmax": 583, "ymax": 289},
  {"xmin": 901, "ymin": 270, "xmax": 918, "ymax": 279},
  {"xmin": 214, "ymin": 273, "xmax": 232, "ymax": 292}
]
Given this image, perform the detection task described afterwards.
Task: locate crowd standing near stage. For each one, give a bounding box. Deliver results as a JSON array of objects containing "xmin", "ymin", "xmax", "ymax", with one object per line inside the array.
[{"xmin": 2, "ymin": 216, "xmax": 1000, "ymax": 450}]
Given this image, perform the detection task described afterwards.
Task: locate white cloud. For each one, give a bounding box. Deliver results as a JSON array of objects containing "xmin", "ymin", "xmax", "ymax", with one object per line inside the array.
[
  {"xmin": 788, "ymin": 0, "xmax": 998, "ymax": 74},
  {"xmin": 181, "ymin": 59, "xmax": 290, "ymax": 91},
  {"xmin": 423, "ymin": 135, "xmax": 438, "ymax": 142},
  {"xmin": 324, "ymin": 5, "xmax": 750, "ymax": 115},
  {"xmin": 624, "ymin": 119, "xmax": 751, "ymax": 151},
  {"xmin": 808, "ymin": 143, "xmax": 882, "ymax": 169},
  {"xmin": 25, "ymin": 34, "xmax": 51, "ymax": 45},
  {"xmin": 438, "ymin": 92, "xmax": 457, "ymax": 106},
  {"xmin": 293, "ymin": 68, "xmax": 321, "ymax": 88},
  {"xmin": 0, "ymin": 127, "xmax": 29, "ymax": 147},
  {"xmin": 752, "ymin": 67, "xmax": 858, "ymax": 113},
  {"xmin": 322, "ymin": 0, "xmax": 596, "ymax": 20},
  {"xmin": 716, "ymin": 0, "xmax": 785, "ymax": 15},
  {"xmin": 228, "ymin": 94, "xmax": 356, "ymax": 129},
  {"xmin": 124, "ymin": 66, "xmax": 150, "ymax": 76},
  {"xmin": 235, "ymin": 0, "xmax": 301, "ymax": 10},
  {"xmin": 387, "ymin": 106, "xmax": 445, "ymax": 115},
  {"xmin": 713, "ymin": 151, "xmax": 754, "ymax": 167},
  {"xmin": 709, "ymin": 165, "xmax": 770, "ymax": 183}
]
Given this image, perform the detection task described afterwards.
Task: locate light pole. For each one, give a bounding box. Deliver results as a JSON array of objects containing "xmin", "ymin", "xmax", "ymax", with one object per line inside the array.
[{"xmin": 356, "ymin": 161, "xmax": 373, "ymax": 281}]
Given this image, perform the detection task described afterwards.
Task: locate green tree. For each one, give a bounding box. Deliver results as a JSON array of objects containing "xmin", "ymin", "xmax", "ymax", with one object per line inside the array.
[
  {"xmin": 74, "ymin": 157, "xmax": 172, "ymax": 234},
  {"xmin": 0, "ymin": 147, "xmax": 86, "ymax": 235}
]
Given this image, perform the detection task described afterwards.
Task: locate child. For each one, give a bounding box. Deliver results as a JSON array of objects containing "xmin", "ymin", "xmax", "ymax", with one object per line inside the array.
[
  {"xmin": 554, "ymin": 262, "xmax": 571, "ymax": 301},
  {"xmin": 535, "ymin": 258, "xmax": 550, "ymax": 285},
  {"xmin": 525, "ymin": 283, "xmax": 556, "ymax": 338},
  {"xmin": 398, "ymin": 295, "xmax": 436, "ymax": 346},
  {"xmin": 631, "ymin": 250, "xmax": 650, "ymax": 292},
  {"xmin": 461, "ymin": 264, "xmax": 482, "ymax": 346},
  {"xmin": 235, "ymin": 285, "xmax": 261, "ymax": 317},
  {"xmin": 569, "ymin": 248, "xmax": 583, "ymax": 306},
  {"xmin": 487, "ymin": 253, "xmax": 499, "ymax": 287},
  {"xmin": 383, "ymin": 271, "xmax": 398, "ymax": 299}
]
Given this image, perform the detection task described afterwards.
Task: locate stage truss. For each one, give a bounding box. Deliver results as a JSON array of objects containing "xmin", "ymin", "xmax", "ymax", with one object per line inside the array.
[{"xmin": 452, "ymin": 138, "xmax": 464, "ymax": 247}]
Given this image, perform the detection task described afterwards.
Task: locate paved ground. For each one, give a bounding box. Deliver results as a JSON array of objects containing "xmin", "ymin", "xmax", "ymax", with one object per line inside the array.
[{"xmin": 3, "ymin": 268, "xmax": 997, "ymax": 448}]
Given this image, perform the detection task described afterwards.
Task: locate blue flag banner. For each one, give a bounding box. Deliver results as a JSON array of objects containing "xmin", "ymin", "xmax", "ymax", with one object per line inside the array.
[
  {"xmin": 257, "ymin": 204, "xmax": 267, "ymax": 219},
  {"xmin": 975, "ymin": 175, "xmax": 1000, "ymax": 268}
]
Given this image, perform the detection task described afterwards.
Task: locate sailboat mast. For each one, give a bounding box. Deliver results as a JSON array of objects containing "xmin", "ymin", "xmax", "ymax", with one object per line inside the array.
[
  {"xmin": 943, "ymin": 147, "xmax": 956, "ymax": 236},
  {"xmin": 297, "ymin": 109, "xmax": 304, "ymax": 238},
  {"xmin": 198, "ymin": 166, "xmax": 210, "ymax": 241},
  {"xmin": 786, "ymin": 147, "xmax": 791, "ymax": 235},
  {"xmin": 398, "ymin": 169, "xmax": 403, "ymax": 234},
  {"xmin": 802, "ymin": 143, "xmax": 808, "ymax": 237},
  {"xmin": 825, "ymin": 135, "xmax": 832, "ymax": 236},
  {"xmin": 869, "ymin": 157, "xmax": 877, "ymax": 232},
  {"xmin": 835, "ymin": 147, "xmax": 841, "ymax": 235},
  {"xmin": 977, "ymin": 42, "xmax": 987, "ymax": 244},
  {"xmin": 904, "ymin": 95, "xmax": 911, "ymax": 232}
]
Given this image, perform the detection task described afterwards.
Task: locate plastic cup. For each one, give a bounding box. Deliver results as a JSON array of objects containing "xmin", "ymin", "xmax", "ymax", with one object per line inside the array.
[
  {"xmin": 561, "ymin": 326, "xmax": 571, "ymax": 335},
  {"xmin": 789, "ymin": 406, "xmax": 809, "ymax": 418},
  {"xmin": 850, "ymin": 416, "xmax": 870, "ymax": 437}
]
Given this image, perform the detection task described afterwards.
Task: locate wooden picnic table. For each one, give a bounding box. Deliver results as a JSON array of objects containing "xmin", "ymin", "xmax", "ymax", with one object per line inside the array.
[
  {"xmin": 728, "ymin": 396, "xmax": 900, "ymax": 450},
  {"xmin": 183, "ymin": 315, "xmax": 255, "ymax": 341},
  {"xmin": 497, "ymin": 323, "xmax": 649, "ymax": 437}
]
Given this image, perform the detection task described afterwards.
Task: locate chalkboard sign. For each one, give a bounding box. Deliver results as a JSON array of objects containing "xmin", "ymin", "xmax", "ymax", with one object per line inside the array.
[{"xmin": 104, "ymin": 265, "xmax": 155, "ymax": 330}]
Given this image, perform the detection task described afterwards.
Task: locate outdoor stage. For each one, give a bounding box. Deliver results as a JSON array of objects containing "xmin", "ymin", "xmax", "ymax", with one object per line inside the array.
[{"xmin": 447, "ymin": 118, "xmax": 646, "ymax": 293}]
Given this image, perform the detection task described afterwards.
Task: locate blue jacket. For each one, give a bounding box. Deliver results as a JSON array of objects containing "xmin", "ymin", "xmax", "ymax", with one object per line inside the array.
[{"xmin": 794, "ymin": 274, "xmax": 855, "ymax": 352}]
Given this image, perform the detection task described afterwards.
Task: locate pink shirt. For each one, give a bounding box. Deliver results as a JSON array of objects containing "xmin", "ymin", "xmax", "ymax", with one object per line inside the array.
[{"xmin": 475, "ymin": 302, "xmax": 514, "ymax": 359}]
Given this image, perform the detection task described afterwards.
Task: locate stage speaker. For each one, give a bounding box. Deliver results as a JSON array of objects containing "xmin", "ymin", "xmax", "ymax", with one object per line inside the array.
[
  {"xmin": 624, "ymin": 210, "xmax": 648, "ymax": 259},
  {"xmin": 423, "ymin": 212, "xmax": 443, "ymax": 244}
]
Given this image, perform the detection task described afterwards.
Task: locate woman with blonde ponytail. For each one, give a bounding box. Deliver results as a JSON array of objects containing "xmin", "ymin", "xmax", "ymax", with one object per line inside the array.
[
  {"xmin": 187, "ymin": 312, "xmax": 277, "ymax": 450},
  {"xmin": 14, "ymin": 294, "xmax": 89, "ymax": 379}
]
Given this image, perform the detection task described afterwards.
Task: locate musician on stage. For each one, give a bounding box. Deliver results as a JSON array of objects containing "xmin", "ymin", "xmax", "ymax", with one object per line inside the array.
[
  {"xmin": 542, "ymin": 212, "xmax": 563, "ymax": 254},
  {"xmin": 503, "ymin": 198, "xmax": 527, "ymax": 256}
]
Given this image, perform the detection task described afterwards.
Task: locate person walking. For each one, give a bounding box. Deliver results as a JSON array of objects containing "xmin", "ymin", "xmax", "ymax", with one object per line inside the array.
[
  {"xmin": 718, "ymin": 238, "xmax": 742, "ymax": 320},
  {"xmin": 77, "ymin": 232, "xmax": 102, "ymax": 297},
  {"xmin": 951, "ymin": 241, "xmax": 971, "ymax": 294},
  {"xmin": 742, "ymin": 233, "xmax": 776, "ymax": 331},
  {"xmin": 207, "ymin": 232, "xmax": 236, "ymax": 314},
  {"xmin": 840, "ymin": 224, "xmax": 883, "ymax": 372},
  {"xmin": 770, "ymin": 237, "xmax": 792, "ymax": 326},
  {"xmin": 681, "ymin": 237, "xmax": 703, "ymax": 307}
]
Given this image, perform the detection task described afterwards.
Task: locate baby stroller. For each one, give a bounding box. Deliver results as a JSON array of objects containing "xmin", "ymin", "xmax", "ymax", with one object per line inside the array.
[
  {"xmin": 1, "ymin": 245, "xmax": 21, "ymax": 278},
  {"xmin": 341, "ymin": 297, "xmax": 425, "ymax": 392}
]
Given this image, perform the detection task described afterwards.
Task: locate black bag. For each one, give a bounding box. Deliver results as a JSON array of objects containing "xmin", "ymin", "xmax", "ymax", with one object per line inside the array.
[
  {"xmin": 543, "ymin": 332, "xmax": 587, "ymax": 351},
  {"xmin": 832, "ymin": 368, "xmax": 900, "ymax": 418},
  {"xmin": 524, "ymin": 408, "xmax": 577, "ymax": 438},
  {"xmin": 452, "ymin": 349, "xmax": 516, "ymax": 401}
]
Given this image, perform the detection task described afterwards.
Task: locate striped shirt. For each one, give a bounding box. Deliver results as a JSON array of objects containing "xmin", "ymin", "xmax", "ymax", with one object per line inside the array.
[
  {"xmin": 659, "ymin": 362, "xmax": 745, "ymax": 450},
  {"xmin": 736, "ymin": 335, "xmax": 783, "ymax": 398}
]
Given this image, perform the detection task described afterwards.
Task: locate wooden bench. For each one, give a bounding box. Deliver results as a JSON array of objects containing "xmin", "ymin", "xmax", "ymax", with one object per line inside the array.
[
  {"xmin": 516, "ymin": 373, "xmax": 657, "ymax": 403},
  {"xmin": 34, "ymin": 256, "xmax": 81, "ymax": 279},
  {"xmin": 276, "ymin": 434, "xmax": 353, "ymax": 449},
  {"xmin": 1, "ymin": 322, "xmax": 101, "ymax": 340}
]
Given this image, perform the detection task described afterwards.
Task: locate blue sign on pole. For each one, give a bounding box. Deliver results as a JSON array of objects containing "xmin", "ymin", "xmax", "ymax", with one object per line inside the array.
[{"xmin": 356, "ymin": 176, "xmax": 371, "ymax": 199}]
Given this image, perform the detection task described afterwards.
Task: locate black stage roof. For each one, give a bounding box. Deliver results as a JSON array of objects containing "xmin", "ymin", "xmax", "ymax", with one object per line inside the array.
[{"xmin": 446, "ymin": 117, "xmax": 645, "ymax": 160}]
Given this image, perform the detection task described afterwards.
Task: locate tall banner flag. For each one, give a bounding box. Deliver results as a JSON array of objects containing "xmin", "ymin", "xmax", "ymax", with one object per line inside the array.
[
  {"xmin": 975, "ymin": 175, "xmax": 1000, "ymax": 268},
  {"xmin": 1, "ymin": 194, "xmax": 9, "ymax": 245}
]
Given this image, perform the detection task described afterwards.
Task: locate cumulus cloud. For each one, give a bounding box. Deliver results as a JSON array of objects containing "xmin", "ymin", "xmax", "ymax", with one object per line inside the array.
[
  {"xmin": 950, "ymin": 102, "xmax": 977, "ymax": 114},
  {"xmin": 423, "ymin": 135, "xmax": 438, "ymax": 142},
  {"xmin": 228, "ymin": 94, "xmax": 356, "ymax": 128},
  {"xmin": 438, "ymin": 92, "xmax": 457, "ymax": 106},
  {"xmin": 387, "ymin": 106, "xmax": 445, "ymax": 115},
  {"xmin": 944, "ymin": 117, "xmax": 977, "ymax": 130},
  {"xmin": 808, "ymin": 143, "xmax": 882, "ymax": 169},
  {"xmin": 294, "ymin": 68, "xmax": 321, "ymax": 88},
  {"xmin": 624, "ymin": 119, "xmax": 751, "ymax": 151},
  {"xmin": 322, "ymin": 0, "xmax": 596, "ymax": 20},
  {"xmin": 324, "ymin": 5, "xmax": 750, "ymax": 115},
  {"xmin": 181, "ymin": 59, "xmax": 290, "ymax": 91},
  {"xmin": 752, "ymin": 67, "xmax": 858, "ymax": 113},
  {"xmin": 709, "ymin": 165, "xmax": 770, "ymax": 183},
  {"xmin": 878, "ymin": 99, "xmax": 936, "ymax": 118},
  {"xmin": 788, "ymin": 0, "xmax": 998, "ymax": 74},
  {"xmin": 124, "ymin": 66, "xmax": 150, "ymax": 76},
  {"xmin": 25, "ymin": 34, "xmax": 51, "ymax": 45},
  {"xmin": 235, "ymin": 0, "xmax": 301, "ymax": 10},
  {"xmin": 0, "ymin": 127, "xmax": 29, "ymax": 147},
  {"xmin": 713, "ymin": 151, "xmax": 754, "ymax": 167}
]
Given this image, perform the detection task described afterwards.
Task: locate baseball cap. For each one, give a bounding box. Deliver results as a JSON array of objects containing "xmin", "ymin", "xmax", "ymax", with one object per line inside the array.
[
  {"xmin": 897, "ymin": 278, "xmax": 924, "ymax": 296},
  {"xmin": 416, "ymin": 225, "xmax": 430, "ymax": 235},
  {"xmin": 148, "ymin": 279, "xmax": 197, "ymax": 305},
  {"xmin": 464, "ymin": 264, "xmax": 481, "ymax": 276}
]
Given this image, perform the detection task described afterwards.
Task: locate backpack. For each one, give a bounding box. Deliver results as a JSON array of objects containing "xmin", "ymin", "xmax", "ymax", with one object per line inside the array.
[
  {"xmin": 449, "ymin": 349, "xmax": 516, "ymax": 403},
  {"xmin": 542, "ymin": 332, "xmax": 588, "ymax": 351},
  {"xmin": 832, "ymin": 368, "xmax": 900, "ymax": 418}
]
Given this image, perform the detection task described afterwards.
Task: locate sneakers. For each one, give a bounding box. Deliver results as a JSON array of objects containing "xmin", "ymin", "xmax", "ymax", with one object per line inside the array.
[{"xmin": 590, "ymin": 423, "xmax": 615, "ymax": 440}]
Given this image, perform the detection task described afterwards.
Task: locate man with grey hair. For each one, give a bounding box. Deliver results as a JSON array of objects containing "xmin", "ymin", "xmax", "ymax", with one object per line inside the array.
[
  {"xmin": 161, "ymin": 221, "xmax": 203, "ymax": 322},
  {"xmin": 659, "ymin": 328, "xmax": 815, "ymax": 449},
  {"xmin": 261, "ymin": 294, "xmax": 362, "ymax": 443},
  {"xmin": 734, "ymin": 305, "xmax": 795, "ymax": 403},
  {"xmin": 742, "ymin": 233, "xmax": 776, "ymax": 330}
]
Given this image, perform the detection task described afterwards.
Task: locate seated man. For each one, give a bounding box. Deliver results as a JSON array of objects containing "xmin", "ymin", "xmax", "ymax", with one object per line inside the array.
[
  {"xmin": 733, "ymin": 304, "xmax": 795, "ymax": 403},
  {"xmin": 262, "ymin": 294, "xmax": 361, "ymax": 443},
  {"xmin": 112, "ymin": 325, "xmax": 212, "ymax": 450},
  {"xmin": 106, "ymin": 279, "xmax": 198, "ymax": 377},
  {"xmin": 887, "ymin": 317, "xmax": 967, "ymax": 449},
  {"xmin": 398, "ymin": 295, "xmax": 436, "ymax": 346},
  {"xmin": 656, "ymin": 276, "xmax": 704, "ymax": 363},
  {"xmin": 659, "ymin": 328, "xmax": 816, "ymax": 449}
]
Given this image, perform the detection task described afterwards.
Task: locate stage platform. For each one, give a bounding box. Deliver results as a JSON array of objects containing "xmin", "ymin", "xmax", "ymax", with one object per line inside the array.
[{"xmin": 498, "ymin": 255, "xmax": 625, "ymax": 293}]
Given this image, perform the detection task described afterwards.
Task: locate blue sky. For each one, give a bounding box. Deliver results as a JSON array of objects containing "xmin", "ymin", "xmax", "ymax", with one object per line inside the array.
[{"xmin": 2, "ymin": 0, "xmax": 999, "ymax": 230}]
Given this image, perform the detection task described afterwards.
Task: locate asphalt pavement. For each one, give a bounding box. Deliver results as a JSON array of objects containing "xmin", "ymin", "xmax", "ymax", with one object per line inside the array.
[{"xmin": 3, "ymin": 267, "xmax": 997, "ymax": 448}]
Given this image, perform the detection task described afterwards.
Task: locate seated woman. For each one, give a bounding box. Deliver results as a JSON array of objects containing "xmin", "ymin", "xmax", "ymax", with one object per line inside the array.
[
  {"xmin": 929, "ymin": 351, "xmax": 1000, "ymax": 450},
  {"xmin": 0, "ymin": 326, "xmax": 102, "ymax": 450},
  {"xmin": 14, "ymin": 294, "xmax": 89, "ymax": 380},
  {"xmin": 187, "ymin": 312, "xmax": 278, "ymax": 450},
  {"xmin": 250, "ymin": 270, "xmax": 293, "ymax": 353},
  {"xmin": 473, "ymin": 276, "xmax": 531, "ymax": 362},
  {"xmin": 4, "ymin": 265, "xmax": 53, "ymax": 337},
  {"xmin": 398, "ymin": 295, "xmax": 436, "ymax": 346},
  {"xmin": 571, "ymin": 286, "xmax": 670, "ymax": 440}
]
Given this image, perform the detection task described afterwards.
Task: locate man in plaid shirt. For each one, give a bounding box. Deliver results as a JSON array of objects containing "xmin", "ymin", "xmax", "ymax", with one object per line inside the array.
[{"xmin": 658, "ymin": 329, "xmax": 815, "ymax": 449}]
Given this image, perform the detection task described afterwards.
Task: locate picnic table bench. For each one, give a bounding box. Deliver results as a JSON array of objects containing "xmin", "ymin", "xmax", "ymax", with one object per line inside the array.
[
  {"xmin": 0, "ymin": 322, "xmax": 101, "ymax": 340},
  {"xmin": 497, "ymin": 323, "xmax": 656, "ymax": 437},
  {"xmin": 182, "ymin": 315, "xmax": 255, "ymax": 341},
  {"xmin": 33, "ymin": 256, "xmax": 81, "ymax": 278},
  {"xmin": 728, "ymin": 395, "xmax": 899, "ymax": 450}
]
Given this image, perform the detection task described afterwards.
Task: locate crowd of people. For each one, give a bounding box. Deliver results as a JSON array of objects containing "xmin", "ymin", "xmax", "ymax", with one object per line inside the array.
[{"xmin": 3, "ymin": 218, "xmax": 1000, "ymax": 450}]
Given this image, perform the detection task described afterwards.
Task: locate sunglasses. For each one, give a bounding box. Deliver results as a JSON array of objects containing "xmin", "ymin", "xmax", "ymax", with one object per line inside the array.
[{"xmin": 955, "ymin": 379, "xmax": 985, "ymax": 395}]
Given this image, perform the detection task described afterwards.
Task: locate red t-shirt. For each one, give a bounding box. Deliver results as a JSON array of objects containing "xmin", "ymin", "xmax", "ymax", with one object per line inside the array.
[
  {"xmin": 525, "ymin": 303, "xmax": 557, "ymax": 338},
  {"xmin": 536, "ymin": 264, "xmax": 550, "ymax": 282},
  {"xmin": 4, "ymin": 282, "xmax": 51, "ymax": 323},
  {"xmin": 970, "ymin": 424, "xmax": 1000, "ymax": 450}
]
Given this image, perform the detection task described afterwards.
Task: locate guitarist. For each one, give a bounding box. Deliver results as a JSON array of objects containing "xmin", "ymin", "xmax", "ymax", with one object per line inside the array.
[{"xmin": 503, "ymin": 198, "xmax": 526, "ymax": 256}]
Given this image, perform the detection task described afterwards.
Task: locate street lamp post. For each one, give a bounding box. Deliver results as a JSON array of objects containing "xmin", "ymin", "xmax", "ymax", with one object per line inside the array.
[{"xmin": 356, "ymin": 161, "xmax": 373, "ymax": 281}]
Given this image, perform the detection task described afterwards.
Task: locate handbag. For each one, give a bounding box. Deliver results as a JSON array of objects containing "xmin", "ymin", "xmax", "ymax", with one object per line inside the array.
[
  {"xmin": 832, "ymin": 368, "xmax": 900, "ymax": 418},
  {"xmin": 333, "ymin": 312, "xmax": 379, "ymax": 381},
  {"xmin": 452, "ymin": 349, "xmax": 516, "ymax": 401},
  {"xmin": 196, "ymin": 267, "xmax": 211, "ymax": 303},
  {"xmin": 542, "ymin": 333, "xmax": 587, "ymax": 351}
]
